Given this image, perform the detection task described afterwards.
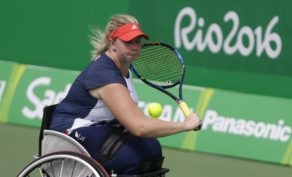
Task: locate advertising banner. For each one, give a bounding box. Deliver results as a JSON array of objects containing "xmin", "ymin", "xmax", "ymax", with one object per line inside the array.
[
  {"xmin": 144, "ymin": 87, "xmax": 292, "ymax": 164},
  {"xmin": 1, "ymin": 60, "xmax": 292, "ymax": 165},
  {"xmin": 0, "ymin": 61, "xmax": 18, "ymax": 122},
  {"xmin": 5, "ymin": 65, "xmax": 79, "ymax": 127},
  {"xmin": 196, "ymin": 90, "xmax": 292, "ymax": 164}
]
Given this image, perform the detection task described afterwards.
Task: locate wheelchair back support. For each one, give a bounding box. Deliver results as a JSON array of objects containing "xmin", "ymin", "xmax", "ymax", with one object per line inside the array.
[{"xmin": 38, "ymin": 104, "xmax": 58, "ymax": 156}]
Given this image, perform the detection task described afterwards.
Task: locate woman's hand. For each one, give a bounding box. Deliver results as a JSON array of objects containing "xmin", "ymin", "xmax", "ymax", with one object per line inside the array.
[{"xmin": 184, "ymin": 112, "xmax": 202, "ymax": 131}]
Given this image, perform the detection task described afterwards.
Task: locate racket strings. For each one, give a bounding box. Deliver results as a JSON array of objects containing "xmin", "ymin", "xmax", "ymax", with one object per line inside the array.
[
  {"xmin": 136, "ymin": 48, "xmax": 182, "ymax": 81},
  {"xmin": 136, "ymin": 51, "xmax": 180, "ymax": 76},
  {"xmin": 133, "ymin": 45, "xmax": 183, "ymax": 86}
]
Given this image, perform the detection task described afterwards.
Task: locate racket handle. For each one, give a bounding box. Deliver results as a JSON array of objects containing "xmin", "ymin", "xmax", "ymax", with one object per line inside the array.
[{"xmin": 178, "ymin": 101, "xmax": 191, "ymax": 118}]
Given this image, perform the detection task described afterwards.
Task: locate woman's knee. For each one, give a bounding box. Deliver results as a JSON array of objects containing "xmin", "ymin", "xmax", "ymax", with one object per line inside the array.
[
  {"xmin": 140, "ymin": 138, "xmax": 162, "ymax": 158},
  {"xmin": 103, "ymin": 137, "xmax": 163, "ymax": 174}
]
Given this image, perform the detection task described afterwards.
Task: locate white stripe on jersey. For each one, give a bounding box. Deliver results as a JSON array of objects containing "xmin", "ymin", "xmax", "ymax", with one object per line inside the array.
[{"xmin": 67, "ymin": 70, "xmax": 138, "ymax": 132}]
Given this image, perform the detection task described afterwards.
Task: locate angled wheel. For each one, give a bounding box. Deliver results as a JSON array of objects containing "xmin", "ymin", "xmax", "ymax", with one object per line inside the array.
[{"xmin": 17, "ymin": 151, "xmax": 109, "ymax": 177}]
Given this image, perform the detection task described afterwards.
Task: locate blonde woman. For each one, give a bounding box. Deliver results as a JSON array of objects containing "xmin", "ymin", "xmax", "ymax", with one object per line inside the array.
[{"xmin": 49, "ymin": 14, "xmax": 201, "ymax": 175}]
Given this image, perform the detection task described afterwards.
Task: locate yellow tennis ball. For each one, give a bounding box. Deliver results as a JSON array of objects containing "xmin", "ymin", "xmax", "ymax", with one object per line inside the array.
[{"xmin": 147, "ymin": 103, "xmax": 162, "ymax": 118}]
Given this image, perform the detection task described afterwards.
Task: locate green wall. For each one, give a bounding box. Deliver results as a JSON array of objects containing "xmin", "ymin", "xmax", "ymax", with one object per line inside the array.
[
  {"xmin": 1, "ymin": 0, "xmax": 292, "ymax": 99},
  {"xmin": 0, "ymin": 0, "xmax": 130, "ymax": 70}
]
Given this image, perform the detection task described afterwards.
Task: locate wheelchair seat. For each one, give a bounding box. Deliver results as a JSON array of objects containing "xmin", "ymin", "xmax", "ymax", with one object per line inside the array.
[{"xmin": 42, "ymin": 130, "xmax": 90, "ymax": 156}]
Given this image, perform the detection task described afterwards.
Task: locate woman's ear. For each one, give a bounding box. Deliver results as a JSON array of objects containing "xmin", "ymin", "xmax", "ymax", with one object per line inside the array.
[
  {"xmin": 109, "ymin": 39, "xmax": 117, "ymax": 52},
  {"xmin": 112, "ymin": 47, "xmax": 117, "ymax": 52}
]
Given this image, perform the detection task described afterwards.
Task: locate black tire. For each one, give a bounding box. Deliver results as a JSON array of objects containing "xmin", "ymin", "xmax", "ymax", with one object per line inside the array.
[{"xmin": 17, "ymin": 151, "xmax": 109, "ymax": 177}]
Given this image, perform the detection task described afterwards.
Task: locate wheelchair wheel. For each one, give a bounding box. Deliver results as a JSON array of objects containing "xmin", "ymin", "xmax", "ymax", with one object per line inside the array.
[{"xmin": 17, "ymin": 151, "xmax": 109, "ymax": 177}]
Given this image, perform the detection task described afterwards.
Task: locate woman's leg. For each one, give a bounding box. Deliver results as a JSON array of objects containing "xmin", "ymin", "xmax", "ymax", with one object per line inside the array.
[
  {"xmin": 68, "ymin": 126, "xmax": 163, "ymax": 175},
  {"xmin": 68, "ymin": 126, "xmax": 113, "ymax": 160},
  {"xmin": 103, "ymin": 136, "xmax": 162, "ymax": 175}
]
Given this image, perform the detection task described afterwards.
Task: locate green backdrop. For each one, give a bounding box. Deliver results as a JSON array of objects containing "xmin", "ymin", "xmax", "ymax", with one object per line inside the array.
[{"xmin": 1, "ymin": 0, "xmax": 292, "ymax": 99}]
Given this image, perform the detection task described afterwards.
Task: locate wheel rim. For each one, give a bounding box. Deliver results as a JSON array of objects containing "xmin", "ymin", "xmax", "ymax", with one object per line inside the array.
[{"xmin": 18, "ymin": 154, "xmax": 104, "ymax": 177}]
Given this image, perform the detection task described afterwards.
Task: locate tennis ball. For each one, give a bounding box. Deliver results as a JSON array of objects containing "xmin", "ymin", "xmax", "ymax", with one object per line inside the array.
[{"xmin": 147, "ymin": 103, "xmax": 163, "ymax": 118}]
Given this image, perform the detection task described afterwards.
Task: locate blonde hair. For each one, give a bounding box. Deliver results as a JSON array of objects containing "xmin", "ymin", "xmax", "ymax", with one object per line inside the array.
[{"xmin": 90, "ymin": 14, "xmax": 139, "ymax": 59}]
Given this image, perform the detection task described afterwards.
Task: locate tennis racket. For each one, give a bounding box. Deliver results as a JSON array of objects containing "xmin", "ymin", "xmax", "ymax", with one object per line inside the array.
[{"xmin": 131, "ymin": 42, "xmax": 200, "ymax": 130}]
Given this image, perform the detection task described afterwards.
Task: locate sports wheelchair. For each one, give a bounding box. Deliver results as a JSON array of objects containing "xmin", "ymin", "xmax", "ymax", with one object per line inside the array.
[{"xmin": 17, "ymin": 104, "xmax": 169, "ymax": 177}]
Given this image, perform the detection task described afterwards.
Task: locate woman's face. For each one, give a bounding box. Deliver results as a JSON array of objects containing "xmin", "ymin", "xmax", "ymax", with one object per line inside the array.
[{"xmin": 112, "ymin": 37, "xmax": 142, "ymax": 63}]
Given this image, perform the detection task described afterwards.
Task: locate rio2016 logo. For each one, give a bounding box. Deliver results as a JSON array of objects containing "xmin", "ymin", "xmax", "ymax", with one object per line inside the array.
[{"xmin": 175, "ymin": 7, "xmax": 282, "ymax": 59}]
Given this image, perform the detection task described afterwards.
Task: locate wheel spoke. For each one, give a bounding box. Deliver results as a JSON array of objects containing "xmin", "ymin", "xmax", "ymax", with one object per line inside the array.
[
  {"xmin": 70, "ymin": 161, "xmax": 77, "ymax": 177},
  {"xmin": 77, "ymin": 166, "xmax": 87, "ymax": 177},
  {"xmin": 50, "ymin": 161, "xmax": 56, "ymax": 177},
  {"xmin": 37, "ymin": 167, "xmax": 44, "ymax": 177}
]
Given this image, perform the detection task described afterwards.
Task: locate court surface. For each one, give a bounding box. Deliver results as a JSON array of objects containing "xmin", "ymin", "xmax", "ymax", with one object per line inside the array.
[{"xmin": 1, "ymin": 123, "xmax": 292, "ymax": 177}]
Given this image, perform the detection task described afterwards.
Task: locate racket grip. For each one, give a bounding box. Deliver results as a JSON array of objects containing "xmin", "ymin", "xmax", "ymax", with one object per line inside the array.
[{"xmin": 178, "ymin": 101, "xmax": 191, "ymax": 118}]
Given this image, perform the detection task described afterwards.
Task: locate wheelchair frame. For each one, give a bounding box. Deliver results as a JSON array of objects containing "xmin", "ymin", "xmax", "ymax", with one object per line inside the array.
[{"xmin": 17, "ymin": 104, "xmax": 169, "ymax": 177}]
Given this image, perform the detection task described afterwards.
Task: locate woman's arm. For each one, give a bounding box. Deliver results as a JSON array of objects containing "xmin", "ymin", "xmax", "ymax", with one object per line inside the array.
[{"xmin": 89, "ymin": 83, "xmax": 201, "ymax": 138}]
